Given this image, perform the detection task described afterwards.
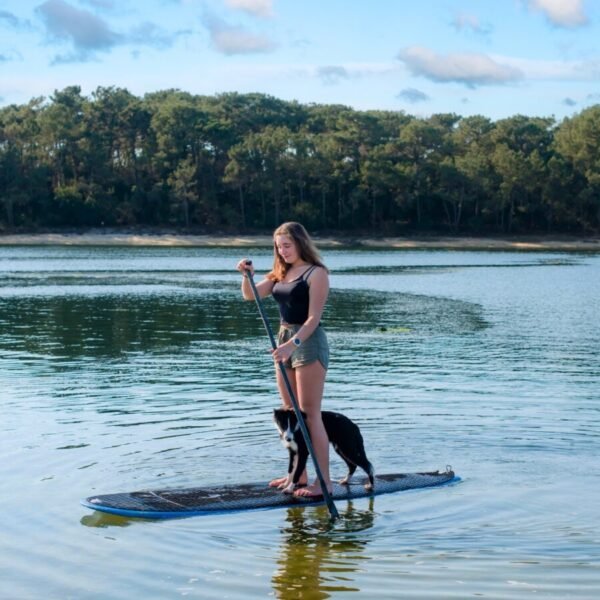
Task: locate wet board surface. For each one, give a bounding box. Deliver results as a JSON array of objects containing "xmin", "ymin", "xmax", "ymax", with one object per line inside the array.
[{"xmin": 81, "ymin": 470, "xmax": 458, "ymax": 519}]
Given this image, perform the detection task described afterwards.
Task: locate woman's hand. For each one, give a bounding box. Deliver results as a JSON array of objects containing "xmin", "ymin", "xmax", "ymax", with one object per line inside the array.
[
  {"xmin": 271, "ymin": 341, "xmax": 294, "ymax": 364},
  {"xmin": 236, "ymin": 258, "xmax": 254, "ymax": 277},
  {"xmin": 237, "ymin": 260, "xmax": 275, "ymax": 300}
]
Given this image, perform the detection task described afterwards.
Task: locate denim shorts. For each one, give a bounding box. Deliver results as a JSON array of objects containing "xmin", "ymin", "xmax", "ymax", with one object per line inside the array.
[{"xmin": 277, "ymin": 324, "xmax": 329, "ymax": 370}]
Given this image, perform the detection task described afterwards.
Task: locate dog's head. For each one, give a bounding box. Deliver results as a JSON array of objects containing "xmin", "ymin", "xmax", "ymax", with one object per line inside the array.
[{"xmin": 273, "ymin": 408, "xmax": 303, "ymax": 451}]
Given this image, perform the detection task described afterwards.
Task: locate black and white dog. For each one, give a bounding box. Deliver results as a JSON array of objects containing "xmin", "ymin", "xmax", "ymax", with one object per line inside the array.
[{"xmin": 273, "ymin": 408, "xmax": 375, "ymax": 494}]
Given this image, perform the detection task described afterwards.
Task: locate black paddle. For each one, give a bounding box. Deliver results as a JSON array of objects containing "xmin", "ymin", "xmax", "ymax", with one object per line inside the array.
[{"xmin": 244, "ymin": 260, "xmax": 339, "ymax": 520}]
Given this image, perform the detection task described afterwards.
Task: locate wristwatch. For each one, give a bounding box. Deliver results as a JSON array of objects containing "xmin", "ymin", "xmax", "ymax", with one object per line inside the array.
[{"xmin": 292, "ymin": 336, "xmax": 302, "ymax": 347}]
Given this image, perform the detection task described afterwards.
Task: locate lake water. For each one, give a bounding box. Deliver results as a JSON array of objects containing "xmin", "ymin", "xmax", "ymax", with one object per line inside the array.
[{"xmin": 0, "ymin": 245, "xmax": 598, "ymax": 599}]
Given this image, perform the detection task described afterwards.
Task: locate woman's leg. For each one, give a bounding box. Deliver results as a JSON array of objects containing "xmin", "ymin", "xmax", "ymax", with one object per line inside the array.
[
  {"xmin": 269, "ymin": 364, "xmax": 307, "ymax": 488},
  {"xmin": 275, "ymin": 364, "xmax": 297, "ymax": 410},
  {"xmin": 293, "ymin": 360, "xmax": 331, "ymax": 496}
]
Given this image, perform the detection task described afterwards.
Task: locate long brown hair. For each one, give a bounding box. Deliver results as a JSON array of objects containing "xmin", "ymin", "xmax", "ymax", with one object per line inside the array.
[{"xmin": 267, "ymin": 222, "xmax": 327, "ymax": 281}]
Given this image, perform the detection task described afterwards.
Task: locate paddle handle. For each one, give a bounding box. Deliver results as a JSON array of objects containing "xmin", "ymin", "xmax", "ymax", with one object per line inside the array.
[{"xmin": 244, "ymin": 262, "xmax": 339, "ymax": 520}]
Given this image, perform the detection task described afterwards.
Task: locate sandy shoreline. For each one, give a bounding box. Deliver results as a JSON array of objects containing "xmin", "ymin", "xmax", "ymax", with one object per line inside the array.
[{"xmin": 0, "ymin": 232, "xmax": 599, "ymax": 251}]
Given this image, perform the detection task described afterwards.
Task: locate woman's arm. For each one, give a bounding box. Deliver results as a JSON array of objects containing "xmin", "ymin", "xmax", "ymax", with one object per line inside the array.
[{"xmin": 236, "ymin": 259, "xmax": 275, "ymax": 300}]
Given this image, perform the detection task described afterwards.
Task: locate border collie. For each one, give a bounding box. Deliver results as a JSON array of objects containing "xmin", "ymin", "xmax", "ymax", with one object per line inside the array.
[{"xmin": 273, "ymin": 408, "xmax": 375, "ymax": 494}]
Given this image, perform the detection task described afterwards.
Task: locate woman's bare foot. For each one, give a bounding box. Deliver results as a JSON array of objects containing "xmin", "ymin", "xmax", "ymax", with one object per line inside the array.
[
  {"xmin": 268, "ymin": 475, "xmax": 307, "ymax": 488},
  {"xmin": 293, "ymin": 483, "xmax": 333, "ymax": 499},
  {"xmin": 268, "ymin": 476, "xmax": 287, "ymax": 488}
]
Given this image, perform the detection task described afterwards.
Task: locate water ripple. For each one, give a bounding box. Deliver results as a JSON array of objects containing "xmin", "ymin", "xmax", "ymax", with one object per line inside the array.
[{"xmin": 0, "ymin": 247, "xmax": 599, "ymax": 599}]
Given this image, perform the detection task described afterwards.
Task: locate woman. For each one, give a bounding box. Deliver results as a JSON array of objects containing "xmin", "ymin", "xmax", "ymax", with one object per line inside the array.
[{"xmin": 236, "ymin": 222, "xmax": 331, "ymax": 499}]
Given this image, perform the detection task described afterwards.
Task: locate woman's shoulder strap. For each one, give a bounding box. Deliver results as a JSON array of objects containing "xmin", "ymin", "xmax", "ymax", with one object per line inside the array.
[{"xmin": 302, "ymin": 264, "xmax": 319, "ymax": 281}]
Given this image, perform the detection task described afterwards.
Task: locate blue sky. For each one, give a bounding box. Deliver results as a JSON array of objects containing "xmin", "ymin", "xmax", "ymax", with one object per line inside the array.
[{"xmin": 1, "ymin": 0, "xmax": 599, "ymax": 120}]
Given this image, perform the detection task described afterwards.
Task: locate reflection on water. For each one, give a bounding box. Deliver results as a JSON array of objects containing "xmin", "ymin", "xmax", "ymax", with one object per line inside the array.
[
  {"xmin": 273, "ymin": 501, "xmax": 375, "ymax": 599},
  {"xmin": 80, "ymin": 512, "xmax": 137, "ymax": 529},
  {"xmin": 0, "ymin": 289, "xmax": 487, "ymax": 358},
  {"xmin": 80, "ymin": 501, "xmax": 377, "ymax": 599},
  {"xmin": 0, "ymin": 292, "xmax": 251, "ymax": 357},
  {"xmin": 0, "ymin": 246, "xmax": 599, "ymax": 599}
]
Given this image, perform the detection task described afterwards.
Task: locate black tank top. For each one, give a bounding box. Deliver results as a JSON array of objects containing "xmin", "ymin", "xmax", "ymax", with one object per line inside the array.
[{"xmin": 272, "ymin": 265, "xmax": 318, "ymax": 325}]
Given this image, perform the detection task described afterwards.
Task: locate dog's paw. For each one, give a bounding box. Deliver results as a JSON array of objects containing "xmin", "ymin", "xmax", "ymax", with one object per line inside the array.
[
  {"xmin": 364, "ymin": 483, "xmax": 374, "ymax": 492},
  {"xmin": 338, "ymin": 477, "xmax": 350, "ymax": 486},
  {"xmin": 281, "ymin": 483, "xmax": 295, "ymax": 494}
]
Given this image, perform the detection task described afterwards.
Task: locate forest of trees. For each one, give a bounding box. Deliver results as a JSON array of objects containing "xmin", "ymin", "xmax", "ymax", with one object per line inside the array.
[{"xmin": 1, "ymin": 86, "xmax": 599, "ymax": 235}]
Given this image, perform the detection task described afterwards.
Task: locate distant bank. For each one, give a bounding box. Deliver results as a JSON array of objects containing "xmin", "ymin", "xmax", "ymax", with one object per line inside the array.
[{"xmin": 0, "ymin": 231, "xmax": 599, "ymax": 251}]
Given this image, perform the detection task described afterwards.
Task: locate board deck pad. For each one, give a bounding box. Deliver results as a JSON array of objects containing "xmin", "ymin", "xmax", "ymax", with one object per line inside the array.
[{"xmin": 81, "ymin": 470, "xmax": 457, "ymax": 519}]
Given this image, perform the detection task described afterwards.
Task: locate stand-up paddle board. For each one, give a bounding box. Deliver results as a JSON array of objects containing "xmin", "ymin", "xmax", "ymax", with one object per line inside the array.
[{"xmin": 81, "ymin": 469, "xmax": 458, "ymax": 519}]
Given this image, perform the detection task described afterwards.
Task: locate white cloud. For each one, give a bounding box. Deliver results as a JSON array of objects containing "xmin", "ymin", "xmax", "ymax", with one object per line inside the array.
[
  {"xmin": 317, "ymin": 66, "xmax": 350, "ymax": 84},
  {"xmin": 212, "ymin": 28, "xmax": 275, "ymax": 54},
  {"xmin": 398, "ymin": 46, "xmax": 523, "ymax": 88},
  {"xmin": 35, "ymin": 0, "xmax": 184, "ymax": 63},
  {"xmin": 313, "ymin": 62, "xmax": 397, "ymax": 84},
  {"xmin": 397, "ymin": 87, "xmax": 429, "ymax": 103},
  {"xmin": 203, "ymin": 14, "xmax": 276, "ymax": 54},
  {"xmin": 498, "ymin": 55, "xmax": 600, "ymax": 81},
  {"xmin": 36, "ymin": 0, "xmax": 120, "ymax": 60},
  {"xmin": 0, "ymin": 50, "xmax": 22, "ymax": 63},
  {"xmin": 451, "ymin": 12, "xmax": 492, "ymax": 36},
  {"xmin": 0, "ymin": 9, "xmax": 34, "ymax": 30},
  {"xmin": 224, "ymin": 0, "xmax": 274, "ymax": 18},
  {"xmin": 529, "ymin": 0, "xmax": 588, "ymax": 28},
  {"xmin": 129, "ymin": 22, "xmax": 190, "ymax": 50},
  {"xmin": 80, "ymin": 0, "xmax": 117, "ymax": 10}
]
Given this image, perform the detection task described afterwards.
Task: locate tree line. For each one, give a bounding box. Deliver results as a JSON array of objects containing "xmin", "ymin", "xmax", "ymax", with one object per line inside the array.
[{"xmin": 1, "ymin": 86, "xmax": 599, "ymax": 234}]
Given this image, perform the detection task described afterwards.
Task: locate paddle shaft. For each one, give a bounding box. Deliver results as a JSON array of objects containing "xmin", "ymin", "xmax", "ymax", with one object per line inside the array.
[{"xmin": 244, "ymin": 263, "xmax": 339, "ymax": 520}]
